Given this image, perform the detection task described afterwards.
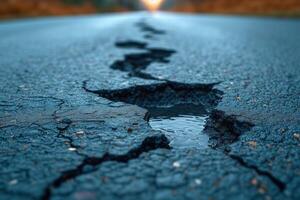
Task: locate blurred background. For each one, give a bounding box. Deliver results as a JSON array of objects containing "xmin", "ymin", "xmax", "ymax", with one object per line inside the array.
[{"xmin": 1, "ymin": 0, "xmax": 300, "ymax": 19}]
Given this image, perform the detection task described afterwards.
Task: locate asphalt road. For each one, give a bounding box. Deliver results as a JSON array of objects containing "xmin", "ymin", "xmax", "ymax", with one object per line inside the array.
[{"xmin": 0, "ymin": 12, "xmax": 299, "ymax": 200}]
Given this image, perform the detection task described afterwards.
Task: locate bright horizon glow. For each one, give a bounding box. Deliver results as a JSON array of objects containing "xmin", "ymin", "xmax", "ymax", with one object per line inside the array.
[{"xmin": 141, "ymin": 0, "xmax": 164, "ymax": 12}]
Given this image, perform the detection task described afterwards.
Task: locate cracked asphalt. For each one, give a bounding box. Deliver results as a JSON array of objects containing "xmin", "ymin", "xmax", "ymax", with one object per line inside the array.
[{"xmin": 0, "ymin": 12, "xmax": 300, "ymax": 200}]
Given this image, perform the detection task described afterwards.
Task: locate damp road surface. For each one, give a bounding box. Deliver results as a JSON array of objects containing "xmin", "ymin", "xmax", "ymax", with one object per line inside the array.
[{"xmin": 0, "ymin": 12, "xmax": 300, "ymax": 200}]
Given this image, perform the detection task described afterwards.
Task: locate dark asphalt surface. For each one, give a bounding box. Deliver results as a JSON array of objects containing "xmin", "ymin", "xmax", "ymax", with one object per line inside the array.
[{"xmin": 0, "ymin": 12, "xmax": 299, "ymax": 200}]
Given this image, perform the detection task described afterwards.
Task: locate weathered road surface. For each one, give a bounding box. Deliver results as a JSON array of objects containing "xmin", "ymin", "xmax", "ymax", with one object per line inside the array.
[{"xmin": 0, "ymin": 12, "xmax": 299, "ymax": 200}]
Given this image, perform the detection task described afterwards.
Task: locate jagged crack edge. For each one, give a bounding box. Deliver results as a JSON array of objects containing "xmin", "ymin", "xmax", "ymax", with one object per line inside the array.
[
  {"xmin": 41, "ymin": 134, "xmax": 170, "ymax": 200},
  {"xmin": 229, "ymin": 154, "xmax": 286, "ymax": 191},
  {"xmin": 206, "ymin": 110, "xmax": 286, "ymax": 192},
  {"xmin": 205, "ymin": 110, "xmax": 254, "ymax": 148},
  {"xmin": 82, "ymin": 80, "xmax": 220, "ymax": 97}
]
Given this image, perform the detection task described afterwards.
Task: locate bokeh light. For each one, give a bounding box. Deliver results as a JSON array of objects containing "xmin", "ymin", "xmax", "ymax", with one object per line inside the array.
[{"xmin": 141, "ymin": 0, "xmax": 165, "ymax": 12}]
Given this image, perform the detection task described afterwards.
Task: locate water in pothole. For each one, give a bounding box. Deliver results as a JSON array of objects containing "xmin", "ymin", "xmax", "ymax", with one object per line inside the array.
[{"xmin": 148, "ymin": 104, "xmax": 209, "ymax": 149}]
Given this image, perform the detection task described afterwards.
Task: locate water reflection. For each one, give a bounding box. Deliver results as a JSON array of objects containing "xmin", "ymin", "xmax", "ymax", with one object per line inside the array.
[{"xmin": 148, "ymin": 104, "xmax": 209, "ymax": 149}]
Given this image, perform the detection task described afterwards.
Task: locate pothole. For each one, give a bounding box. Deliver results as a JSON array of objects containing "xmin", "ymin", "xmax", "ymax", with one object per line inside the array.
[
  {"xmin": 83, "ymin": 81, "xmax": 226, "ymax": 149},
  {"xmin": 148, "ymin": 104, "xmax": 209, "ymax": 149}
]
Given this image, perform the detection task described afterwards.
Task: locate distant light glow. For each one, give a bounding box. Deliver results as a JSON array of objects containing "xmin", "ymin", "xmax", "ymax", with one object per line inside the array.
[{"xmin": 141, "ymin": 0, "xmax": 164, "ymax": 12}]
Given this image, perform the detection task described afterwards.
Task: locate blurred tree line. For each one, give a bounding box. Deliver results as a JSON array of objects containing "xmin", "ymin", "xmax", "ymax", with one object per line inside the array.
[
  {"xmin": 0, "ymin": 0, "xmax": 139, "ymax": 18},
  {"xmin": 1, "ymin": 0, "xmax": 299, "ymax": 18},
  {"xmin": 63, "ymin": 0, "xmax": 139, "ymax": 10}
]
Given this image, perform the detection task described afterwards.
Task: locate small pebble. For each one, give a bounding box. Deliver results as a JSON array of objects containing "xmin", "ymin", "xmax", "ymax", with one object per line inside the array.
[
  {"xmin": 68, "ymin": 147, "xmax": 77, "ymax": 151},
  {"xmin": 75, "ymin": 131, "xmax": 84, "ymax": 136},
  {"xmin": 173, "ymin": 161, "xmax": 180, "ymax": 168},
  {"xmin": 195, "ymin": 179, "xmax": 202, "ymax": 185},
  {"xmin": 294, "ymin": 133, "xmax": 300, "ymax": 141}
]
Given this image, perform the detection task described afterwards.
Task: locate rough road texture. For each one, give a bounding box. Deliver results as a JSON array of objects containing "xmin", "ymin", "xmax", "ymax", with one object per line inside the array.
[{"xmin": 0, "ymin": 12, "xmax": 299, "ymax": 200}]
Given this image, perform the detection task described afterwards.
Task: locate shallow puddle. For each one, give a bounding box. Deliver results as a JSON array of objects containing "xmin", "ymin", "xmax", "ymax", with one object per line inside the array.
[{"xmin": 148, "ymin": 104, "xmax": 209, "ymax": 149}]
